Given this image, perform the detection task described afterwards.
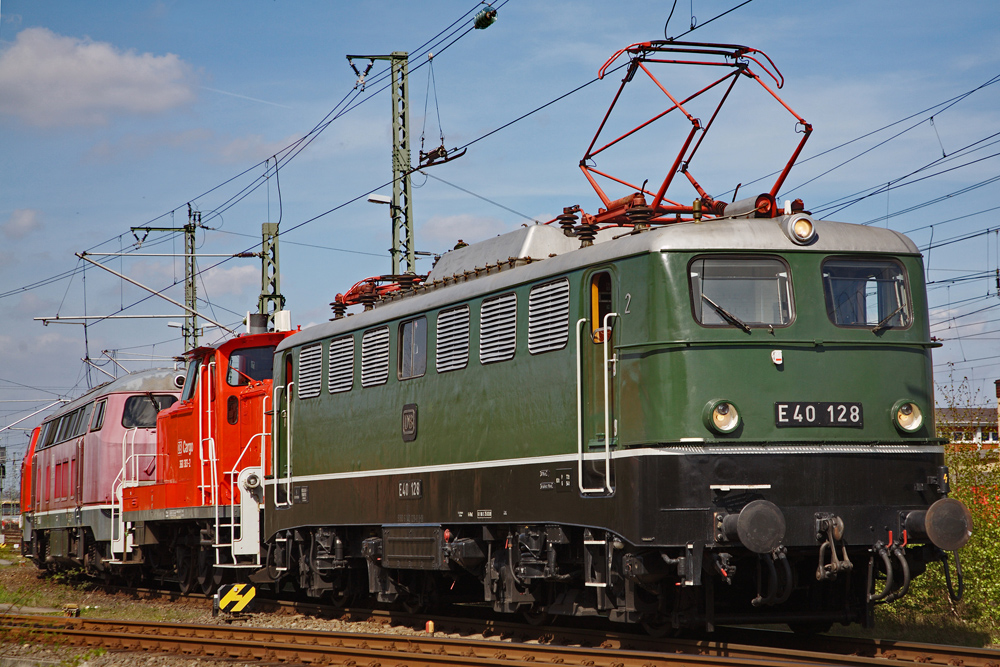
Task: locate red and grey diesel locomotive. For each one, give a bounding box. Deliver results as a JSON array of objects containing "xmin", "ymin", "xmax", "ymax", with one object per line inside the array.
[{"xmin": 20, "ymin": 369, "xmax": 181, "ymax": 573}]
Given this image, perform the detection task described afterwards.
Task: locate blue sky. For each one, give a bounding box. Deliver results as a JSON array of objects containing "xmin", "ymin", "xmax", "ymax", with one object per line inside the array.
[{"xmin": 2, "ymin": 1, "xmax": 999, "ymax": 470}]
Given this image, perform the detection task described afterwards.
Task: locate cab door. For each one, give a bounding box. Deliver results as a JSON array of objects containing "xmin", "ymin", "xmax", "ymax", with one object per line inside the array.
[{"xmin": 577, "ymin": 269, "xmax": 619, "ymax": 495}]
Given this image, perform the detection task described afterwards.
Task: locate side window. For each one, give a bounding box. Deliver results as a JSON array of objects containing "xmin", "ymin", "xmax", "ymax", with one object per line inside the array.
[
  {"xmin": 90, "ymin": 400, "xmax": 107, "ymax": 432},
  {"xmin": 226, "ymin": 396, "xmax": 239, "ymax": 425},
  {"xmin": 74, "ymin": 403, "xmax": 94, "ymax": 438},
  {"xmin": 529, "ymin": 279, "xmax": 570, "ymax": 353},
  {"xmin": 822, "ymin": 258, "xmax": 911, "ymax": 329},
  {"xmin": 398, "ymin": 317, "xmax": 427, "ymax": 380},
  {"xmin": 480, "ymin": 293, "xmax": 517, "ymax": 364},
  {"xmin": 297, "ymin": 344, "xmax": 323, "ymax": 399},
  {"xmin": 591, "ymin": 272, "xmax": 613, "ymax": 342},
  {"xmin": 362, "ymin": 327, "xmax": 390, "ymax": 387},
  {"xmin": 328, "ymin": 337, "xmax": 355, "ymax": 394},
  {"xmin": 436, "ymin": 305, "xmax": 470, "ymax": 373},
  {"xmin": 181, "ymin": 360, "xmax": 200, "ymax": 401},
  {"xmin": 55, "ymin": 413, "xmax": 73, "ymax": 444}
]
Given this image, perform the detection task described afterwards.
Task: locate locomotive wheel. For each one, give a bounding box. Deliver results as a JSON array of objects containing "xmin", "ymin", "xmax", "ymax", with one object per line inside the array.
[
  {"xmin": 400, "ymin": 595, "xmax": 426, "ymax": 614},
  {"xmin": 640, "ymin": 613, "xmax": 678, "ymax": 638},
  {"xmin": 328, "ymin": 579, "xmax": 355, "ymax": 608},
  {"xmin": 398, "ymin": 572, "xmax": 437, "ymax": 614},
  {"xmin": 197, "ymin": 548, "xmax": 216, "ymax": 595},
  {"xmin": 176, "ymin": 546, "xmax": 197, "ymax": 595},
  {"xmin": 521, "ymin": 605, "xmax": 554, "ymax": 627}
]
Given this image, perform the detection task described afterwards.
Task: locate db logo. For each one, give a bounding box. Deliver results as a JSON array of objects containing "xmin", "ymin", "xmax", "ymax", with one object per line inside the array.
[{"xmin": 401, "ymin": 403, "xmax": 418, "ymax": 442}]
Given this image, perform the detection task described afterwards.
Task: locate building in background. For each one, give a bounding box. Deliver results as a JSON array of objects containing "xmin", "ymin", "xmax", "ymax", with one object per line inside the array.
[{"xmin": 936, "ymin": 380, "xmax": 1000, "ymax": 448}]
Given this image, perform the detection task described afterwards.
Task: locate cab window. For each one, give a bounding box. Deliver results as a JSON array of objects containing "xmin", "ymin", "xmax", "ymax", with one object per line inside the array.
[
  {"xmin": 591, "ymin": 272, "xmax": 613, "ymax": 342},
  {"xmin": 227, "ymin": 346, "xmax": 276, "ymax": 386},
  {"xmin": 822, "ymin": 258, "xmax": 911, "ymax": 329},
  {"xmin": 689, "ymin": 256, "xmax": 793, "ymax": 328},
  {"xmin": 122, "ymin": 395, "xmax": 178, "ymax": 429}
]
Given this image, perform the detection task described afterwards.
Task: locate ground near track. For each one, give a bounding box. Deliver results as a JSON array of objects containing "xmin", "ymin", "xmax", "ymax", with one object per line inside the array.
[{"xmin": 0, "ymin": 550, "xmax": 997, "ymax": 666}]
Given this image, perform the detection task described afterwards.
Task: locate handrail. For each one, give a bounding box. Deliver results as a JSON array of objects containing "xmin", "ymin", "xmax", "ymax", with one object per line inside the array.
[
  {"xmin": 207, "ymin": 361, "xmax": 217, "ymax": 506},
  {"xmin": 207, "ymin": 361, "xmax": 220, "ymax": 567},
  {"xmin": 284, "ymin": 381, "xmax": 294, "ymax": 504},
  {"xmin": 272, "ymin": 383, "xmax": 293, "ymax": 507},
  {"xmin": 198, "ymin": 362, "xmax": 206, "ymax": 502},
  {"xmin": 222, "ymin": 392, "xmax": 271, "ymax": 554},
  {"xmin": 260, "ymin": 391, "xmax": 269, "ymax": 473},
  {"xmin": 224, "ymin": 432, "xmax": 264, "ymax": 546},
  {"xmin": 601, "ymin": 312, "xmax": 619, "ymax": 494},
  {"xmin": 271, "ymin": 384, "xmax": 284, "ymax": 507},
  {"xmin": 110, "ymin": 427, "xmax": 139, "ymax": 562}
]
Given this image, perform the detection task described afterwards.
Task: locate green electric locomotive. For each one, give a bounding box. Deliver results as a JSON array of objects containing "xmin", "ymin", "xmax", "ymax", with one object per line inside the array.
[
  {"xmin": 257, "ymin": 41, "xmax": 972, "ymax": 632},
  {"xmin": 260, "ymin": 215, "xmax": 971, "ymax": 631}
]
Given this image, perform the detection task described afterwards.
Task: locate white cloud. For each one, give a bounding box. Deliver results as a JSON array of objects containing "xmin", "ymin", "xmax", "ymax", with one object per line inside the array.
[
  {"xmin": 201, "ymin": 265, "xmax": 259, "ymax": 299},
  {"xmin": 0, "ymin": 330, "xmax": 82, "ymax": 365},
  {"xmin": 2, "ymin": 209, "xmax": 43, "ymax": 239},
  {"xmin": 0, "ymin": 27, "xmax": 196, "ymax": 127}
]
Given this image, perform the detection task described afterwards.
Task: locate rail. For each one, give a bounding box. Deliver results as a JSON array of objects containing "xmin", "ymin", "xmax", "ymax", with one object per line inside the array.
[{"xmin": 3, "ymin": 613, "xmax": 1000, "ymax": 667}]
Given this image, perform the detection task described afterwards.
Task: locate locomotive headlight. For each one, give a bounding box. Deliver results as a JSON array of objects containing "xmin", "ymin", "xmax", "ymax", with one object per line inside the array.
[
  {"xmin": 782, "ymin": 213, "xmax": 817, "ymax": 245},
  {"xmin": 892, "ymin": 400, "xmax": 923, "ymax": 432},
  {"xmin": 704, "ymin": 400, "xmax": 740, "ymax": 434}
]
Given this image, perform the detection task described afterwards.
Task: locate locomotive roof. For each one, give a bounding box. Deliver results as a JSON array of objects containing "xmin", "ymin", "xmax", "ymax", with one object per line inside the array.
[
  {"xmin": 43, "ymin": 368, "xmax": 182, "ymax": 422},
  {"xmin": 280, "ymin": 215, "xmax": 919, "ymax": 351}
]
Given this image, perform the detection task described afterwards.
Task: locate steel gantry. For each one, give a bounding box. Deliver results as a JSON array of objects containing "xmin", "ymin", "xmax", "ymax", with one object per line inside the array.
[{"xmin": 348, "ymin": 52, "xmax": 416, "ymax": 275}]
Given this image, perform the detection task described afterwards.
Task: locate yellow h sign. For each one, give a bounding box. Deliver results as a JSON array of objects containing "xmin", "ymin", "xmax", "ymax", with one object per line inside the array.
[{"xmin": 218, "ymin": 584, "xmax": 257, "ymax": 613}]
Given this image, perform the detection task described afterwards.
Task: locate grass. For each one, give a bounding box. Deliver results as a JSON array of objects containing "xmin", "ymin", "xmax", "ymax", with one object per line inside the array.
[
  {"xmin": 0, "ymin": 552, "xmax": 206, "ymax": 624},
  {"xmin": 831, "ymin": 608, "xmax": 998, "ymax": 648}
]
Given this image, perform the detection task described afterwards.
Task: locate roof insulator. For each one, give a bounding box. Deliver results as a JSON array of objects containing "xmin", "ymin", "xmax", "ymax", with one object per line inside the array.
[
  {"xmin": 626, "ymin": 205, "xmax": 653, "ymax": 230},
  {"xmin": 558, "ymin": 206, "xmax": 580, "ymax": 237}
]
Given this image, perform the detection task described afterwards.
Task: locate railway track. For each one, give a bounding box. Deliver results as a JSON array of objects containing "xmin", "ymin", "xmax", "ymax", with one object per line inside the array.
[{"xmin": 1, "ymin": 613, "xmax": 998, "ymax": 667}]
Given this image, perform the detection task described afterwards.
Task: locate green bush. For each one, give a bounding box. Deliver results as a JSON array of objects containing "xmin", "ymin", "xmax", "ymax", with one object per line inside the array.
[{"xmin": 882, "ymin": 448, "xmax": 1000, "ymax": 643}]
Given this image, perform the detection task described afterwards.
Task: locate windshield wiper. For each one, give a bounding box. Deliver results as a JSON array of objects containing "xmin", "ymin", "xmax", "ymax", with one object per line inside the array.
[
  {"xmin": 871, "ymin": 305, "xmax": 906, "ymax": 334},
  {"xmin": 701, "ymin": 294, "xmax": 752, "ymax": 334}
]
